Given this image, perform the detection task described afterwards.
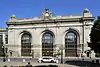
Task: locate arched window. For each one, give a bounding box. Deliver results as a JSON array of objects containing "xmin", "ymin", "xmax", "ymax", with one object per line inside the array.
[
  {"xmin": 21, "ymin": 32, "xmax": 31, "ymax": 56},
  {"xmin": 65, "ymin": 31, "xmax": 77, "ymax": 57},
  {"xmin": 42, "ymin": 32, "xmax": 53, "ymax": 56}
]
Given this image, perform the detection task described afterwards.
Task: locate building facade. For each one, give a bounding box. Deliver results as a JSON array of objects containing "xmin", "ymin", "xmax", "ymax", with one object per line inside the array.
[
  {"xmin": 0, "ymin": 28, "xmax": 8, "ymax": 57},
  {"xmin": 0, "ymin": 8, "xmax": 95, "ymax": 58}
]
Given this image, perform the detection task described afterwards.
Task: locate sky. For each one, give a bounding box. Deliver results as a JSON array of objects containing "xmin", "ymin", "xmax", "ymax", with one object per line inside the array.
[{"xmin": 0, "ymin": 0, "xmax": 99, "ymax": 28}]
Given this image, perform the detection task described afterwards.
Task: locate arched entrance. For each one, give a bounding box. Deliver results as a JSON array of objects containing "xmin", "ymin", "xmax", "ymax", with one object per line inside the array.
[
  {"xmin": 21, "ymin": 32, "xmax": 32, "ymax": 56},
  {"xmin": 42, "ymin": 31, "xmax": 54, "ymax": 56}
]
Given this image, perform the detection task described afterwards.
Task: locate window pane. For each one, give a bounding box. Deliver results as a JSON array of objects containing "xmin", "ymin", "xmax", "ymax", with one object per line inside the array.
[
  {"xmin": 42, "ymin": 32, "xmax": 53, "ymax": 56},
  {"xmin": 5, "ymin": 35, "xmax": 8, "ymax": 44},
  {"xmin": 21, "ymin": 33, "xmax": 31, "ymax": 56},
  {"xmin": 65, "ymin": 32, "xmax": 77, "ymax": 57}
]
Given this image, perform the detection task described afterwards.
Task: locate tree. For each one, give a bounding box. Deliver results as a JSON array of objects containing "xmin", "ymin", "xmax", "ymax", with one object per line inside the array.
[{"xmin": 89, "ymin": 16, "xmax": 100, "ymax": 53}]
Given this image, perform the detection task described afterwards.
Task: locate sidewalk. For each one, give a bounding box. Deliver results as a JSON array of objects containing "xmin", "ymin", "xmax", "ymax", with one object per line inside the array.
[{"xmin": 0, "ymin": 62, "xmax": 79, "ymax": 67}]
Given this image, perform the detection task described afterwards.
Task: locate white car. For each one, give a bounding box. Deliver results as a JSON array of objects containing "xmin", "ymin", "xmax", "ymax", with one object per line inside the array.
[{"xmin": 38, "ymin": 57, "xmax": 59, "ymax": 63}]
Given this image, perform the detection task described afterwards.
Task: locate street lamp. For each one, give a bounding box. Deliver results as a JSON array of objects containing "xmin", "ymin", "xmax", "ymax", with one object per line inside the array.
[
  {"xmin": 31, "ymin": 50, "xmax": 34, "ymax": 58},
  {"xmin": 61, "ymin": 48, "xmax": 63, "ymax": 63}
]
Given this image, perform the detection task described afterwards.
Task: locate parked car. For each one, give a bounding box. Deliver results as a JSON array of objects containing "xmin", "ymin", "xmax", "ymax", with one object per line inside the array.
[{"xmin": 37, "ymin": 57, "xmax": 58, "ymax": 63}]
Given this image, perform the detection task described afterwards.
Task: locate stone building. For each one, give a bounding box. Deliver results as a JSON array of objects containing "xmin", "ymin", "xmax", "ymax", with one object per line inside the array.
[
  {"xmin": 0, "ymin": 28, "xmax": 8, "ymax": 56},
  {"xmin": 0, "ymin": 8, "xmax": 95, "ymax": 58}
]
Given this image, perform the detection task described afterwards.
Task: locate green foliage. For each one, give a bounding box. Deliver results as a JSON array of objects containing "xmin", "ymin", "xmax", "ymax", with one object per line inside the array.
[
  {"xmin": 90, "ymin": 16, "xmax": 100, "ymax": 43},
  {"xmin": 89, "ymin": 16, "xmax": 100, "ymax": 52}
]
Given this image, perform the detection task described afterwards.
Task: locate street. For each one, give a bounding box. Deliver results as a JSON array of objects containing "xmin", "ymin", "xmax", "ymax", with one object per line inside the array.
[
  {"xmin": 0, "ymin": 62, "xmax": 80, "ymax": 67},
  {"xmin": 0, "ymin": 57, "xmax": 94, "ymax": 67}
]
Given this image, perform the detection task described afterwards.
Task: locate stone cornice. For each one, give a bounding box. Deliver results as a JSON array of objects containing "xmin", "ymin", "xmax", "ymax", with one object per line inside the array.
[
  {"xmin": 7, "ymin": 17, "xmax": 94, "ymax": 25},
  {"xmin": 82, "ymin": 17, "xmax": 95, "ymax": 21},
  {"xmin": 0, "ymin": 28, "xmax": 8, "ymax": 32},
  {"xmin": 8, "ymin": 24, "xmax": 93, "ymax": 30},
  {"xmin": 7, "ymin": 11, "xmax": 95, "ymax": 26},
  {"xmin": 7, "ymin": 8, "xmax": 95, "ymax": 26}
]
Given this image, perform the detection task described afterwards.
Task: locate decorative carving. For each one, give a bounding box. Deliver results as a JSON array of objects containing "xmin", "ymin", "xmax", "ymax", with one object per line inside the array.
[
  {"xmin": 11, "ymin": 14, "xmax": 16, "ymax": 19},
  {"xmin": 84, "ymin": 8, "xmax": 90, "ymax": 13},
  {"xmin": 41, "ymin": 8, "xmax": 52, "ymax": 20}
]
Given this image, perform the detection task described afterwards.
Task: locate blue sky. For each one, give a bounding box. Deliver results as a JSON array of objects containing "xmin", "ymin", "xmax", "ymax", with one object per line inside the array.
[{"xmin": 0, "ymin": 0, "xmax": 99, "ymax": 28}]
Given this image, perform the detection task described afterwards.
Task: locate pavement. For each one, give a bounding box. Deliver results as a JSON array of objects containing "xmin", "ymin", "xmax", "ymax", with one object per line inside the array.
[
  {"xmin": 0, "ymin": 57, "xmax": 93, "ymax": 67},
  {"xmin": 0, "ymin": 62, "xmax": 79, "ymax": 67}
]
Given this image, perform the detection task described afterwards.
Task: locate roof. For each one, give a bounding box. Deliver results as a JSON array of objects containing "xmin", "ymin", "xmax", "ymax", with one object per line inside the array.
[{"xmin": 7, "ymin": 8, "xmax": 94, "ymax": 25}]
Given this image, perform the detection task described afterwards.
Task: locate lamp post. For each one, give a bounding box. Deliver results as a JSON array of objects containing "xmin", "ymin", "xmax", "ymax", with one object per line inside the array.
[
  {"xmin": 2, "ymin": 45, "xmax": 6, "ymax": 62},
  {"xmin": 61, "ymin": 48, "xmax": 63, "ymax": 63},
  {"xmin": 31, "ymin": 50, "xmax": 34, "ymax": 58}
]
